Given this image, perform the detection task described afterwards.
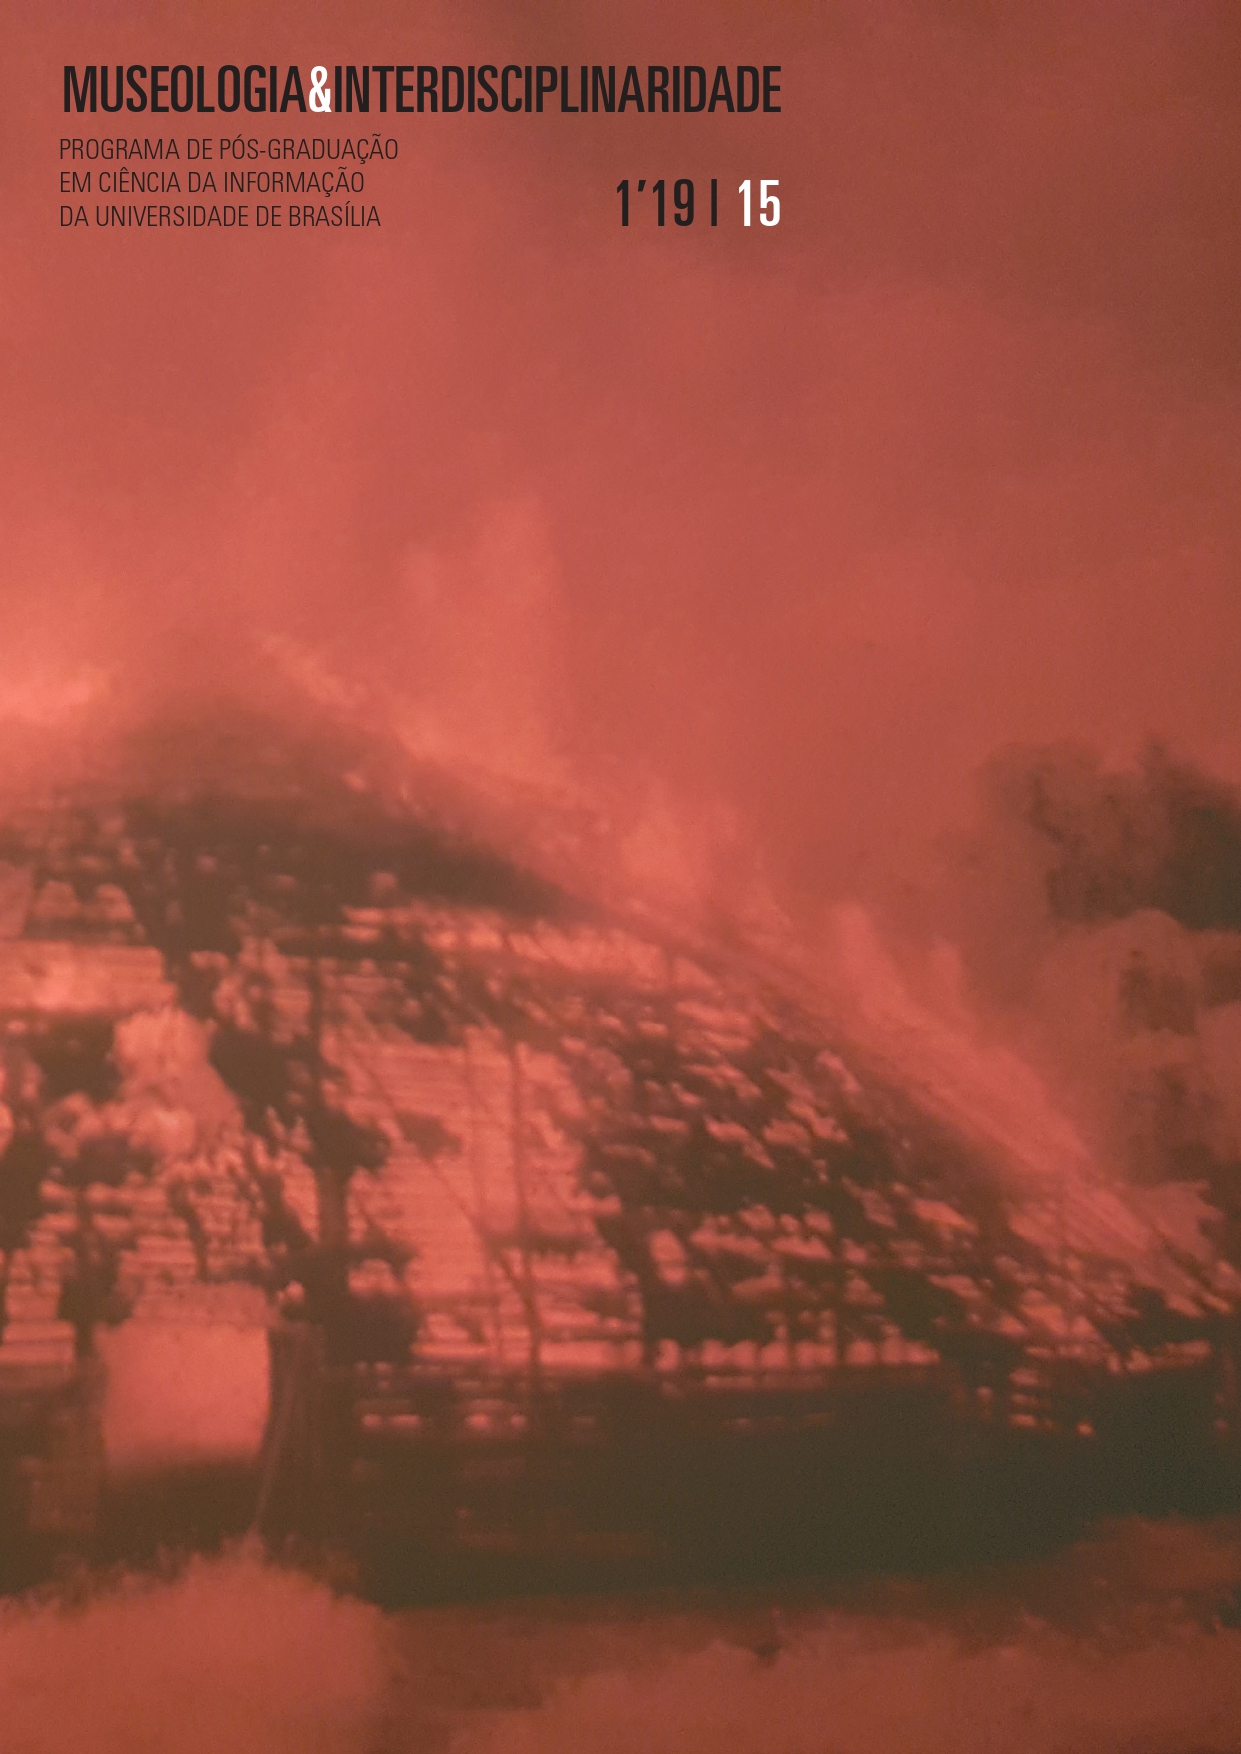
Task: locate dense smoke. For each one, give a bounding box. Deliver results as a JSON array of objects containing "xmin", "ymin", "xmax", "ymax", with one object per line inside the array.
[
  {"xmin": 5, "ymin": 12, "xmax": 1241, "ymax": 1739},
  {"xmin": 8, "ymin": 1, "xmax": 1241, "ymax": 1245},
  {"xmin": 4, "ymin": 1, "xmax": 1241, "ymax": 903},
  {"xmin": 842, "ymin": 744, "xmax": 1241, "ymax": 1250}
]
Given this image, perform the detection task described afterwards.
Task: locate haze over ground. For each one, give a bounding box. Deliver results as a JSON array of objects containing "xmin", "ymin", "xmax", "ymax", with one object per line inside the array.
[{"xmin": 5, "ymin": 17, "xmax": 1241, "ymax": 1752}]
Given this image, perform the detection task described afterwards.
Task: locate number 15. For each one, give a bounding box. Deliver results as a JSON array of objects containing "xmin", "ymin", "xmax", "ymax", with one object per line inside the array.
[{"xmin": 739, "ymin": 179, "xmax": 780, "ymax": 226}]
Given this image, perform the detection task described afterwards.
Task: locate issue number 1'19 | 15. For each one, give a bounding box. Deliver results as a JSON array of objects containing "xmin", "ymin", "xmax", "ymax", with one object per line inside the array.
[{"xmin": 615, "ymin": 178, "xmax": 782, "ymax": 227}]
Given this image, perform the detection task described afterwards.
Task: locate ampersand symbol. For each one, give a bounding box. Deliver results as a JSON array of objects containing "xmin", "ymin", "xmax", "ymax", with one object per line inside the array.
[{"xmin": 309, "ymin": 66, "xmax": 332, "ymax": 112}]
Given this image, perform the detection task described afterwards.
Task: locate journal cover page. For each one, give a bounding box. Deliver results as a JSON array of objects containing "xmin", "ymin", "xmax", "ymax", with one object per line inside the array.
[{"xmin": 5, "ymin": 5, "xmax": 1241, "ymax": 1750}]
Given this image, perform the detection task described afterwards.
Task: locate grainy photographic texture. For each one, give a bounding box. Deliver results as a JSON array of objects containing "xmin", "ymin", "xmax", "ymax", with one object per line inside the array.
[{"xmin": 4, "ymin": 4, "xmax": 1241, "ymax": 1751}]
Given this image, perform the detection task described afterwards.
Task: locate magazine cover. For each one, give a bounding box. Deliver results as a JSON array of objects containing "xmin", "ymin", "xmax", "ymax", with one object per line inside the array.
[{"xmin": 5, "ymin": 3, "xmax": 1241, "ymax": 1749}]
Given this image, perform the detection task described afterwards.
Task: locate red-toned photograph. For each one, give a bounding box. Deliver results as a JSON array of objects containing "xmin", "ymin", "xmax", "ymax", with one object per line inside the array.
[{"xmin": 4, "ymin": 5, "xmax": 1241, "ymax": 1750}]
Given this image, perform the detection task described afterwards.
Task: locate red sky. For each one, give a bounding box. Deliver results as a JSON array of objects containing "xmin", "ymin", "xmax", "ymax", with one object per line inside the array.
[{"xmin": 4, "ymin": 1, "xmax": 1241, "ymax": 910}]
